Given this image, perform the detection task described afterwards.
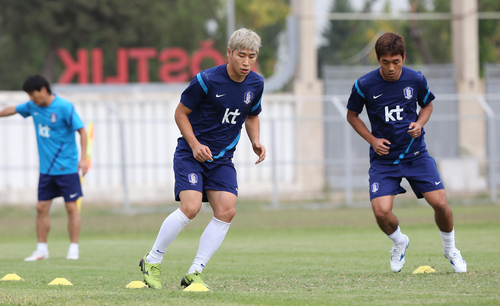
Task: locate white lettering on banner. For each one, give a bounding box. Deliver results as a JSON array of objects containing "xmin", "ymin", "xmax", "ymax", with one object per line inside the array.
[
  {"xmin": 38, "ymin": 124, "xmax": 51, "ymax": 138},
  {"xmin": 222, "ymin": 108, "xmax": 241, "ymax": 124},
  {"xmin": 385, "ymin": 105, "xmax": 404, "ymax": 122}
]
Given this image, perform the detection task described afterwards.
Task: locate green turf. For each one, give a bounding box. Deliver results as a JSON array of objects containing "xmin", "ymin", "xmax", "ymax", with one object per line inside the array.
[{"xmin": 0, "ymin": 203, "xmax": 499, "ymax": 305}]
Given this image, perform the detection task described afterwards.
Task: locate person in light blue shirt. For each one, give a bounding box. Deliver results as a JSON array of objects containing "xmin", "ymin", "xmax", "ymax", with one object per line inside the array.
[{"xmin": 0, "ymin": 74, "xmax": 87, "ymax": 261}]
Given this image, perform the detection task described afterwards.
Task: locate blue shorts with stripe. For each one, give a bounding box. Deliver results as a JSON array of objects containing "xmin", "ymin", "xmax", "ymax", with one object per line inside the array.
[
  {"xmin": 368, "ymin": 154, "xmax": 444, "ymax": 200},
  {"xmin": 174, "ymin": 153, "xmax": 238, "ymax": 202},
  {"xmin": 38, "ymin": 173, "xmax": 82, "ymax": 202}
]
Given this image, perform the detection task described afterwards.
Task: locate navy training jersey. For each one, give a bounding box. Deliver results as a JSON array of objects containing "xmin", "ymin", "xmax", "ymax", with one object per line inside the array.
[
  {"xmin": 177, "ymin": 64, "xmax": 264, "ymax": 161},
  {"xmin": 347, "ymin": 66, "xmax": 435, "ymax": 164},
  {"xmin": 16, "ymin": 94, "xmax": 85, "ymax": 175}
]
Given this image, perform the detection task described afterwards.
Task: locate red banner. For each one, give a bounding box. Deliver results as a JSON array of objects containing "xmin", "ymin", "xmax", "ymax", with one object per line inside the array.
[{"xmin": 56, "ymin": 40, "xmax": 227, "ymax": 84}]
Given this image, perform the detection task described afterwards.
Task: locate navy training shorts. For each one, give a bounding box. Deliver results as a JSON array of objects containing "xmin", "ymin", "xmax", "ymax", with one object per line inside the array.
[
  {"xmin": 368, "ymin": 154, "xmax": 444, "ymax": 200},
  {"xmin": 38, "ymin": 173, "xmax": 83, "ymax": 202},
  {"xmin": 174, "ymin": 154, "xmax": 238, "ymax": 202}
]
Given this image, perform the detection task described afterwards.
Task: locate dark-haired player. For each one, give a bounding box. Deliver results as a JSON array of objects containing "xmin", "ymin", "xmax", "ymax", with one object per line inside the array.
[
  {"xmin": 0, "ymin": 74, "xmax": 87, "ymax": 261},
  {"xmin": 346, "ymin": 32, "xmax": 466, "ymax": 273}
]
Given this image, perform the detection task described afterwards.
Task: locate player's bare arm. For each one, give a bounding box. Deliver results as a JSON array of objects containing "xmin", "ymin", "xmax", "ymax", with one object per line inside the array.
[
  {"xmin": 0, "ymin": 105, "xmax": 17, "ymax": 117},
  {"xmin": 347, "ymin": 109, "xmax": 391, "ymax": 156},
  {"xmin": 408, "ymin": 102, "xmax": 433, "ymax": 139},
  {"xmin": 174, "ymin": 102, "xmax": 213, "ymax": 162},
  {"xmin": 77, "ymin": 127, "xmax": 88, "ymax": 176},
  {"xmin": 245, "ymin": 115, "xmax": 266, "ymax": 164}
]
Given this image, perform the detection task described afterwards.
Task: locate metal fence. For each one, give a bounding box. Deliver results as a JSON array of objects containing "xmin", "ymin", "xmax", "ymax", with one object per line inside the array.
[{"xmin": 0, "ymin": 90, "xmax": 498, "ymax": 209}]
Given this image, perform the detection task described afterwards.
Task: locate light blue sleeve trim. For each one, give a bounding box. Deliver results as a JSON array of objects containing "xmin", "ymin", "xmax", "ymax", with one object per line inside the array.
[
  {"xmin": 354, "ymin": 80, "xmax": 365, "ymax": 99},
  {"xmin": 212, "ymin": 132, "xmax": 241, "ymax": 160},
  {"xmin": 423, "ymin": 90, "xmax": 431, "ymax": 104},
  {"xmin": 393, "ymin": 138, "xmax": 415, "ymax": 165},
  {"xmin": 251, "ymin": 97, "xmax": 261, "ymax": 113},
  {"xmin": 196, "ymin": 73, "xmax": 208, "ymax": 94},
  {"xmin": 422, "ymin": 79, "xmax": 431, "ymax": 104}
]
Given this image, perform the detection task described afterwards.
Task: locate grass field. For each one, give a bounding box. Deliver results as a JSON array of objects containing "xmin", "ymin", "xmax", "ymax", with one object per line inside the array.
[{"xmin": 1, "ymin": 202, "xmax": 499, "ymax": 305}]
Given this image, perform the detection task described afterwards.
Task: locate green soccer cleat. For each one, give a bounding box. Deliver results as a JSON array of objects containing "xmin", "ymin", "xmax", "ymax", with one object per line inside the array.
[
  {"xmin": 180, "ymin": 271, "xmax": 209, "ymax": 289},
  {"xmin": 139, "ymin": 254, "xmax": 162, "ymax": 289}
]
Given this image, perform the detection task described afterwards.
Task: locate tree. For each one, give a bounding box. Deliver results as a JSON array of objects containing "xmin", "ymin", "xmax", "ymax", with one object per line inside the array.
[
  {"xmin": 318, "ymin": 0, "xmax": 379, "ymax": 71},
  {"xmin": 318, "ymin": 0, "xmax": 453, "ymax": 68},
  {"xmin": 0, "ymin": 0, "xmax": 229, "ymax": 88},
  {"xmin": 397, "ymin": 0, "xmax": 500, "ymax": 72},
  {"xmin": 319, "ymin": 0, "xmax": 500, "ymax": 71},
  {"xmin": 478, "ymin": 0, "xmax": 500, "ymax": 73},
  {"xmin": 0, "ymin": 0, "xmax": 291, "ymax": 89},
  {"xmin": 397, "ymin": 0, "xmax": 452, "ymax": 65},
  {"xmin": 232, "ymin": 0, "xmax": 290, "ymax": 77}
]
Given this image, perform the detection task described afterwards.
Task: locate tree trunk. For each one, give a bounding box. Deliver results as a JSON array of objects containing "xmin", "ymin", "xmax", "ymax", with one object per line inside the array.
[
  {"xmin": 409, "ymin": 0, "xmax": 434, "ymax": 64},
  {"xmin": 42, "ymin": 35, "xmax": 61, "ymax": 83}
]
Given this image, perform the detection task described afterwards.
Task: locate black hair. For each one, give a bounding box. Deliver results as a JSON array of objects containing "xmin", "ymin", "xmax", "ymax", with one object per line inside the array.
[
  {"xmin": 375, "ymin": 32, "xmax": 405, "ymax": 60},
  {"xmin": 22, "ymin": 74, "xmax": 52, "ymax": 94}
]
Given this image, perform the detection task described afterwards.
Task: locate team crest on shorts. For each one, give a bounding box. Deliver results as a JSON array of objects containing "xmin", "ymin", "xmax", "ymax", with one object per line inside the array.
[
  {"xmin": 371, "ymin": 182, "xmax": 379, "ymax": 193},
  {"xmin": 188, "ymin": 173, "xmax": 198, "ymax": 185},
  {"xmin": 403, "ymin": 87, "xmax": 413, "ymax": 100},
  {"xmin": 50, "ymin": 113, "xmax": 57, "ymax": 123},
  {"xmin": 243, "ymin": 91, "xmax": 254, "ymax": 104}
]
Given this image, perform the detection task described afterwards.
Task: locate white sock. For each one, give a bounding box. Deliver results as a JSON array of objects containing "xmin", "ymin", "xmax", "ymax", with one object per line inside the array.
[
  {"xmin": 68, "ymin": 243, "xmax": 79, "ymax": 254},
  {"xmin": 387, "ymin": 226, "xmax": 406, "ymax": 247},
  {"xmin": 188, "ymin": 217, "xmax": 231, "ymax": 274},
  {"xmin": 440, "ymin": 228, "xmax": 456, "ymax": 253},
  {"xmin": 37, "ymin": 243, "xmax": 48, "ymax": 253},
  {"xmin": 147, "ymin": 208, "xmax": 191, "ymax": 264}
]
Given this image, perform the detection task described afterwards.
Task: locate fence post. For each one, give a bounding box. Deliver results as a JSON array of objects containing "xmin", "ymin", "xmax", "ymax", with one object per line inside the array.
[
  {"xmin": 477, "ymin": 96, "xmax": 498, "ymax": 202},
  {"xmin": 271, "ymin": 118, "xmax": 280, "ymax": 208},
  {"xmin": 331, "ymin": 97, "xmax": 353, "ymax": 205},
  {"xmin": 105, "ymin": 101, "xmax": 131, "ymax": 212},
  {"xmin": 488, "ymin": 114, "xmax": 498, "ymax": 202}
]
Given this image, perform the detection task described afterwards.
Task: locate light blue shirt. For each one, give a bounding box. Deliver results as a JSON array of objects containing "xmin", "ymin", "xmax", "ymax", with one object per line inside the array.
[{"xmin": 16, "ymin": 94, "xmax": 84, "ymax": 175}]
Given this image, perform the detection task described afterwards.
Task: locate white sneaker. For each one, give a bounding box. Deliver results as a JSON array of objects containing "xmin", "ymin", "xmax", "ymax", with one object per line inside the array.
[
  {"xmin": 66, "ymin": 252, "xmax": 79, "ymax": 260},
  {"xmin": 24, "ymin": 250, "xmax": 49, "ymax": 261},
  {"xmin": 444, "ymin": 249, "xmax": 467, "ymax": 273},
  {"xmin": 390, "ymin": 234, "xmax": 410, "ymax": 273}
]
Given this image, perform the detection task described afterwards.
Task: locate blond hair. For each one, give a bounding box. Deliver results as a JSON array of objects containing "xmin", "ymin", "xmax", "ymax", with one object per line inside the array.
[{"xmin": 228, "ymin": 28, "xmax": 262, "ymax": 54}]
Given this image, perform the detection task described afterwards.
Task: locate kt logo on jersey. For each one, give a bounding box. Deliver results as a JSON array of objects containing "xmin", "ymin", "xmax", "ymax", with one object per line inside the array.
[
  {"xmin": 222, "ymin": 108, "xmax": 241, "ymax": 124},
  {"xmin": 38, "ymin": 124, "xmax": 51, "ymax": 138},
  {"xmin": 385, "ymin": 105, "xmax": 404, "ymax": 122}
]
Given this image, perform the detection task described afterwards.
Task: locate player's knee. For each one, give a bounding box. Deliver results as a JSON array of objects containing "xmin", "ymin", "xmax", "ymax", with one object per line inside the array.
[
  {"xmin": 225, "ymin": 207, "xmax": 236, "ymax": 221},
  {"xmin": 373, "ymin": 207, "xmax": 391, "ymax": 220},
  {"xmin": 430, "ymin": 199, "xmax": 449, "ymax": 211},
  {"xmin": 65, "ymin": 202, "xmax": 79, "ymax": 214},
  {"xmin": 215, "ymin": 207, "xmax": 236, "ymax": 222},
  {"xmin": 181, "ymin": 204, "xmax": 202, "ymax": 219},
  {"xmin": 36, "ymin": 202, "xmax": 50, "ymax": 215}
]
